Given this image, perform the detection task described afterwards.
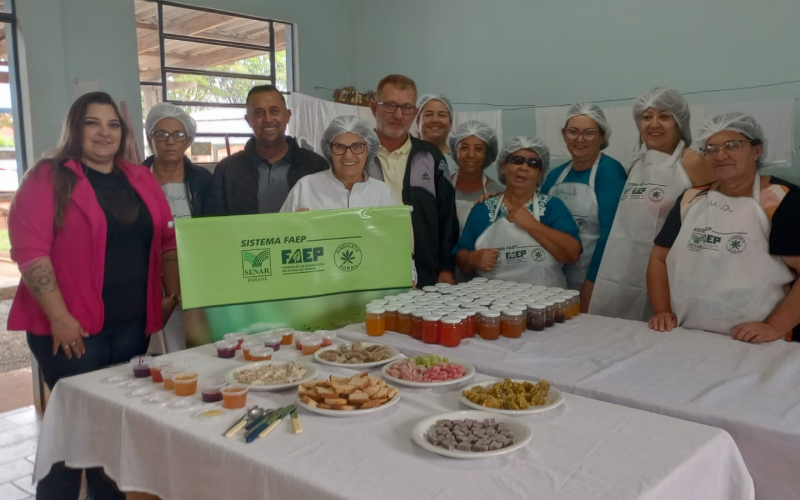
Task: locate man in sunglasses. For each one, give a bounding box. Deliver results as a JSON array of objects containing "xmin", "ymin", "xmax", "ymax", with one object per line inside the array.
[
  {"xmin": 205, "ymin": 85, "xmax": 328, "ymax": 215},
  {"xmin": 368, "ymin": 74, "xmax": 459, "ymax": 287}
]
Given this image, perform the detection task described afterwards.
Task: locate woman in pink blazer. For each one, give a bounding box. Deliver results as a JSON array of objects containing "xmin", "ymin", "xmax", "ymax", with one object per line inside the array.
[{"xmin": 8, "ymin": 92, "xmax": 180, "ymax": 500}]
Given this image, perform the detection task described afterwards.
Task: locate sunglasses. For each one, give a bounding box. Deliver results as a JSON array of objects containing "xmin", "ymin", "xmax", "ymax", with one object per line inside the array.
[{"xmin": 507, "ymin": 156, "xmax": 543, "ymax": 169}]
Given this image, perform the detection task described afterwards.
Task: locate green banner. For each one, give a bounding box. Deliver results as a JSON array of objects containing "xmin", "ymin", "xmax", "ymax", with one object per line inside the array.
[{"xmin": 175, "ymin": 207, "xmax": 412, "ymax": 345}]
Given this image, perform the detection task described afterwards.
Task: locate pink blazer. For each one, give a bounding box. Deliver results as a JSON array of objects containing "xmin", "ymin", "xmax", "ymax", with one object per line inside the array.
[{"xmin": 8, "ymin": 159, "xmax": 177, "ymax": 336}]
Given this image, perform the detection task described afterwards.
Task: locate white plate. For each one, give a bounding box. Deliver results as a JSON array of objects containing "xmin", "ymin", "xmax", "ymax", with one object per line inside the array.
[
  {"xmin": 101, "ymin": 375, "xmax": 132, "ymax": 385},
  {"xmin": 313, "ymin": 342, "xmax": 400, "ymax": 369},
  {"xmin": 411, "ymin": 410, "xmax": 532, "ymax": 459},
  {"xmin": 120, "ymin": 379, "xmax": 149, "ymax": 390},
  {"xmin": 381, "ymin": 360, "xmax": 475, "ymax": 388},
  {"xmin": 142, "ymin": 393, "xmax": 175, "ymax": 405},
  {"xmin": 127, "ymin": 386, "xmax": 159, "ymax": 398},
  {"xmin": 193, "ymin": 407, "xmax": 227, "ymax": 422},
  {"xmin": 296, "ymin": 391, "xmax": 401, "ymax": 417},
  {"xmin": 224, "ymin": 360, "xmax": 317, "ymax": 391},
  {"xmin": 458, "ymin": 379, "xmax": 564, "ymax": 415},
  {"xmin": 168, "ymin": 398, "xmax": 200, "ymax": 411}
]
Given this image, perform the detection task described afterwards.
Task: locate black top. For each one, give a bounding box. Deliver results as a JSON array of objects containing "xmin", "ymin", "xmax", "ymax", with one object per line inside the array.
[
  {"xmin": 655, "ymin": 176, "xmax": 800, "ymax": 254},
  {"xmin": 84, "ymin": 165, "xmax": 153, "ymax": 329}
]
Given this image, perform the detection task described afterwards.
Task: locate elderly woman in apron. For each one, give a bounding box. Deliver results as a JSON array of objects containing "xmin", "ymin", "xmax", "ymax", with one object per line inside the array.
[
  {"xmin": 647, "ymin": 112, "xmax": 800, "ymax": 343},
  {"xmin": 449, "ymin": 120, "xmax": 502, "ymax": 235},
  {"xmin": 542, "ymin": 102, "xmax": 627, "ymax": 311},
  {"xmin": 452, "ymin": 136, "xmax": 581, "ymax": 286},
  {"xmin": 589, "ymin": 87, "xmax": 715, "ymax": 321}
]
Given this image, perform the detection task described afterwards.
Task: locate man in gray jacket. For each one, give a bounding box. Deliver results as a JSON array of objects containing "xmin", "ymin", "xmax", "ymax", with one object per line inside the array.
[{"xmin": 205, "ymin": 85, "xmax": 328, "ymax": 215}]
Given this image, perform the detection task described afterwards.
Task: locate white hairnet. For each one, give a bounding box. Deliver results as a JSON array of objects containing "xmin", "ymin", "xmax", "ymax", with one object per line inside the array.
[
  {"xmin": 320, "ymin": 115, "xmax": 380, "ymax": 168},
  {"xmin": 448, "ymin": 120, "xmax": 498, "ymax": 170},
  {"xmin": 565, "ymin": 101, "xmax": 612, "ymax": 150},
  {"xmin": 497, "ymin": 136, "xmax": 550, "ymax": 186},
  {"xmin": 416, "ymin": 94, "xmax": 453, "ymax": 120},
  {"xmin": 697, "ymin": 112, "xmax": 768, "ymax": 168},
  {"xmin": 145, "ymin": 103, "xmax": 197, "ymax": 144},
  {"xmin": 633, "ymin": 87, "xmax": 692, "ymax": 146}
]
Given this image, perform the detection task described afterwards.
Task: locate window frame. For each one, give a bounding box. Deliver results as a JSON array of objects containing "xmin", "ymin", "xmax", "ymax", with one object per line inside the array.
[{"xmin": 2, "ymin": 0, "xmax": 28, "ymax": 174}]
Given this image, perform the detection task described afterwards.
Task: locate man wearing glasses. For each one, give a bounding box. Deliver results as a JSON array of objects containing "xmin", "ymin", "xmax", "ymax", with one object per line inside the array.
[
  {"xmin": 205, "ymin": 85, "xmax": 328, "ymax": 215},
  {"xmin": 368, "ymin": 74, "xmax": 459, "ymax": 287}
]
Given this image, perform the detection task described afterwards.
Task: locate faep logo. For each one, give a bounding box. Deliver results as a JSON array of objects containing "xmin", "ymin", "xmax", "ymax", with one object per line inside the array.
[
  {"xmin": 242, "ymin": 249, "xmax": 272, "ymax": 279},
  {"xmin": 282, "ymin": 247, "xmax": 324, "ymax": 264},
  {"xmin": 687, "ymin": 227, "xmax": 723, "ymax": 252}
]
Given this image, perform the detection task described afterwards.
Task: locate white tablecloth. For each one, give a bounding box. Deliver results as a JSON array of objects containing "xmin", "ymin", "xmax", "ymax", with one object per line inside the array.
[
  {"xmin": 34, "ymin": 343, "xmax": 753, "ymax": 500},
  {"xmin": 337, "ymin": 315, "xmax": 800, "ymax": 499}
]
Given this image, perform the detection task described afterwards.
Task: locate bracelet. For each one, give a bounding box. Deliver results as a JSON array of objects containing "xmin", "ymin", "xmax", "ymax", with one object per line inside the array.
[{"xmin": 165, "ymin": 293, "xmax": 182, "ymax": 304}]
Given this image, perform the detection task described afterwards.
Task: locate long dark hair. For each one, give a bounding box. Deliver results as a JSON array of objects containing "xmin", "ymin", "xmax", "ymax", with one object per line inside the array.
[{"xmin": 24, "ymin": 92, "xmax": 131, "ymax": 230}]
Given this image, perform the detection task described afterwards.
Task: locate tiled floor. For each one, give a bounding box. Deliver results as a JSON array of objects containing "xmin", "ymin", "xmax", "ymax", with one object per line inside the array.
[{"xmin": 0, "ymin": 405, "xmax": 39, "ymax": 500}]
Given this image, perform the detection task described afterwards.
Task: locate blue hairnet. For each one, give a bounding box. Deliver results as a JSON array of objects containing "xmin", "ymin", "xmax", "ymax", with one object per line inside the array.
[
  {"xmin": 633, "ymin": 87, "xmax": 692, "ymax": 146},
  {"xmin": 497, "ymin": 136, "xmax": 550, "ymax": 186},
  {"xmin": 320, "ymin": 115, "xmax": 380, "ymax": 168},
  {"xmin": 448, "ymin": 120, "xmax": 498, "ymax": 170},
  {"xmin": 565, "ymin": 102, "xmax": 612, "ymax": 150},
  {"xmin": 697, "ymin": 112, "xmax": 768, "ymax": 168},
  {"xmin": 145, "ymin": 103, "xmax": 197, "ymax": 144},
  {"xmin": 416, "ymin": 94, "xmax": 453, "ymax": 120}
]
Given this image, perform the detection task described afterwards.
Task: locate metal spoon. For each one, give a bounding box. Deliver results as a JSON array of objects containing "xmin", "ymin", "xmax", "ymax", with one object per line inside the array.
[{"xmin": 222, "ymin": 405, "xmax": 259, "ymax": 437}]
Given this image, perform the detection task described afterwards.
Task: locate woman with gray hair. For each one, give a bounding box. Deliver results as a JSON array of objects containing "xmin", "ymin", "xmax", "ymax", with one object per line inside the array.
[
  {"xmin": 590, "ymin": 87, "xmax": 715, "ymax": 321},
  {"xmin": 453, "ymin": 136, "xmax": 581, "ymax": 286},
  {"xmin": 280, "ymin": 115, "xmax": 396, "ymax": 211},
  {"xmin": 143, "ymin": 103, "xmax": 212, "ymax": 218},
  {"xmin": 647, "ymin": 112, "xmax": 800, "ymax": 342}
]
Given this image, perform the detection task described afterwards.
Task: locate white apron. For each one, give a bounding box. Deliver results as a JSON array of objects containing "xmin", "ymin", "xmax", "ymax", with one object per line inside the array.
[
  {"xmin": 454, "ymin": 172, "xmax": 488, "ymax": 235},
  {"xmin": 549, "ymin": 155, "xmax": 600, "ymax": 291},
  {"xmin": 589, "ymin": 144, "xmax": 691, "ymax": 321},
  {"xmin": 474, "ymin": 193, "xmax": 567, "ymax": 287},
  {"xmin": 666, "ymin": 174, "xmax": 794, "ymax": 334}
]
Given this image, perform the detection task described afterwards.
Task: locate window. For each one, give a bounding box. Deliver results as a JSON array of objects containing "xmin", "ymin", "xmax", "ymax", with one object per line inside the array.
[
  {"xmin": 0, "ymin": 0, "xmax": 26, "ymax": 190},
  {"xmin": 134, "ymin": 0, "xmax": 294, "ymax": 164}
]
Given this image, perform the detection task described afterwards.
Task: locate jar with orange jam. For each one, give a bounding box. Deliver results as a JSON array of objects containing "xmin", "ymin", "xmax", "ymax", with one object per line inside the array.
[
  {"xmin": 365, "ymin": 307, "xmax": 386, "ymax": 336},
  {"xmin": 479, "ymin": 310, "xmax": 501, "ymax": 340},
  {"xmin": 383, "ymin": 304, "xmax": 399, "ymax": 332},
  {"xmin": 501, "ymin": 309, "xmax": 525, "ymax": 338},
  {"xmin": 411, "ymin": 310, "xmax": 427, "ymax": 340},
  {"xmin": 396, "ymin": 307, "xmax": 413, "ymax": 335},
  {"xmin": 463, "ymin": 310, "xmax": 477, "ymax": 338},
  {"xmin": 440, "ymin": 317, "xmax": 461, "ymax": 347},
  {"xmin": 422, "ymin": 314, "xmax": 441, "ymax": 344}
]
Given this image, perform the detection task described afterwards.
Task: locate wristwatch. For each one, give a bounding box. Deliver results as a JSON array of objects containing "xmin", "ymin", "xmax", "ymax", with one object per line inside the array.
[{"xmin": 165, "ymin": 293, "xmax": 182, "ymax": 304}]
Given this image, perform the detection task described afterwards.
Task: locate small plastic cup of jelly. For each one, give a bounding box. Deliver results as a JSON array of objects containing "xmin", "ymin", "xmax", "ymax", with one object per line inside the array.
[
  {"xmin": 130, "ymin": 356, "xmax": 154, "ymax": 378},
  {"xmin": 223, "ymin": 332, "xmax": 245, "ymax": 350},
  {"xmin": 241, "ymin": 340, "xmax": 262, "ymax": 361},
  {"xmin": 173, "ymin": 372, "xmax": 199, "ymax": 397},
  {"xmin": 149, "ymin": 360, "xmax": 173, "ymax": 383},
  {"xmin": 301, "ymin": 336, "xmax": 323, "ymax": 356},
  {"xmin": 259, "ymin": 332, "xmax": 282, "ymax": 351},
  {"xmin": 199, "ymin": 377, "xmax": 226, "ymax": 403},
  {"xmin": 222, "ymin": 385, "xmax": 248, "ymax": 409},
  {"xmin": 161, "ymin": 366, "xmax": 185, "ymax": 391},
  {"xmin": 275, "ymin": 328, "xmax": 295, "ymax": 346},
  {"xmin": 249, "ymin": 347, "xmax": 273, "ymax": 361},
  {"xmin": 316, "ymin": 330, "xmax": 336, "ymax": 347},
  {"xmin": 215, "ymin": 340, "xmax": 237, "ymax": 359}
]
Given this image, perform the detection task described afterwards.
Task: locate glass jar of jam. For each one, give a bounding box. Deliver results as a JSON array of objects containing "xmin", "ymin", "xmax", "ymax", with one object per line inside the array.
[
  {"xmin": 527, "ymin": 304, "xmax": 546, "ymax": 331},
  {"xmin": 411, "ymin": 310, "xmax": 428, "ymax": 340},
  {"xmin": 365, "ymin": 307, "xmax": 386, "ymax": 336},
  {"xmin": 501, "ymin": 309, "xmax": 525, "ymax": 338},
  {"xmin": 396, "ymin": 307, "xmax": 413, "ymax": 335},
  {"xmin": 553, "ymin": 297, "xmax": 567, "ymax": 324},
  {"xmin": 463, "ymin": 310, "xmax": 477, "ymax": 338},
  {"xmin": 542, "ymin": 301, "xmax": 555, "ymax": 327},
  {"xmin": 479, "ymin": 310, "xmax": 501, "ymax": 340},
  {"xmin": 440, "ymin": 317, "xmax": 461, "ymax": 347},
  {"xmin": 383, "ymin": 304, "xmax": 399, "ymax": 332},
  {"xmin": 422, "ymin": 315, "xmax": 442, "ymax": 344}
]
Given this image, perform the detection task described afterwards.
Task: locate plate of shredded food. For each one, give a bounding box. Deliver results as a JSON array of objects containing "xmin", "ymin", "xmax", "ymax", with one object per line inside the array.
[
  {"xmin": 382, "ymin": 355, "xmax": 475, "ymax": 388},
  {"xmin": 313, "ymin": 341, "xmax": 400, "ymax": 369},
  {"xmin": 411, "ymin": 410, "xmax": 532, "ymax": 459},
  {"xmin": 224, "ymin": 360, "xmax": 317, "ymax": 391},
  {"xmin": 459, "ymin": 378, "xmax": 564, "ymax": 415}
]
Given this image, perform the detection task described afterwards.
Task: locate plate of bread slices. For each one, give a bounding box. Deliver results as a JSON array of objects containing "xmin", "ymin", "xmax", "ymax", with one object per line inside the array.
[{"xmin": 296, "ymin": 372, "xmax": 401, "ymax": 417}]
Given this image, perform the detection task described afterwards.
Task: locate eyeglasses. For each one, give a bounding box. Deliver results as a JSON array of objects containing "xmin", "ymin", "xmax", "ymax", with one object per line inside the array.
[
  {"xmin": 377, "ymin": 101, "xmax": 416, "ymax": 116},
  {"xmin": 507, "ymin": 156, "xmax": 543, "ymax": 169},
  {"xmin": 563, "ymin": 127, "xmax": 600, "ymax": 142},
  {"xmin": 152, "ymin": 131, "xmax": 188, "ymax": 143},
  {"xmin": 330, "ymin": 142, "xmax": 367, "ymax": 155},
  {"xmin": 700, "ymin": 139, "xmax": 757, "ymax": 158}
]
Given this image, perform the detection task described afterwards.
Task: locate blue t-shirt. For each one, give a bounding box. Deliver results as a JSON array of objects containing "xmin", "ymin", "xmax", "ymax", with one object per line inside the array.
[
  {"xmin": 541, "ymin": 154, "xmax": 627, "ymax": 282},
  {"xmin": 452, "ymin": 192, "xmax": 581, "ymax": 254}
]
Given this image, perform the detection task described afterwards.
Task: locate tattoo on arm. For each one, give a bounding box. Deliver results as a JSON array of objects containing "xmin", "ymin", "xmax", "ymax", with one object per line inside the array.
[{"xmin": 25, "ymin": 262, "xmax": 57, "ymax": 297}]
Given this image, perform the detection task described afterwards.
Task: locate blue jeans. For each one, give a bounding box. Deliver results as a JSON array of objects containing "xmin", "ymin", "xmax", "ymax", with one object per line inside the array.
[{"xmin": 27, "ymin": 319, "xmax": 149, "ymax": 500}]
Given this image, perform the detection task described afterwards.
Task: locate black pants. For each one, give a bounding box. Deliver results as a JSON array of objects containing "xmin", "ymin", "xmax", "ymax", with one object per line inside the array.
[{"xmin": 28, "ymin": 320, "xmax": 149, "ymax": 500}]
